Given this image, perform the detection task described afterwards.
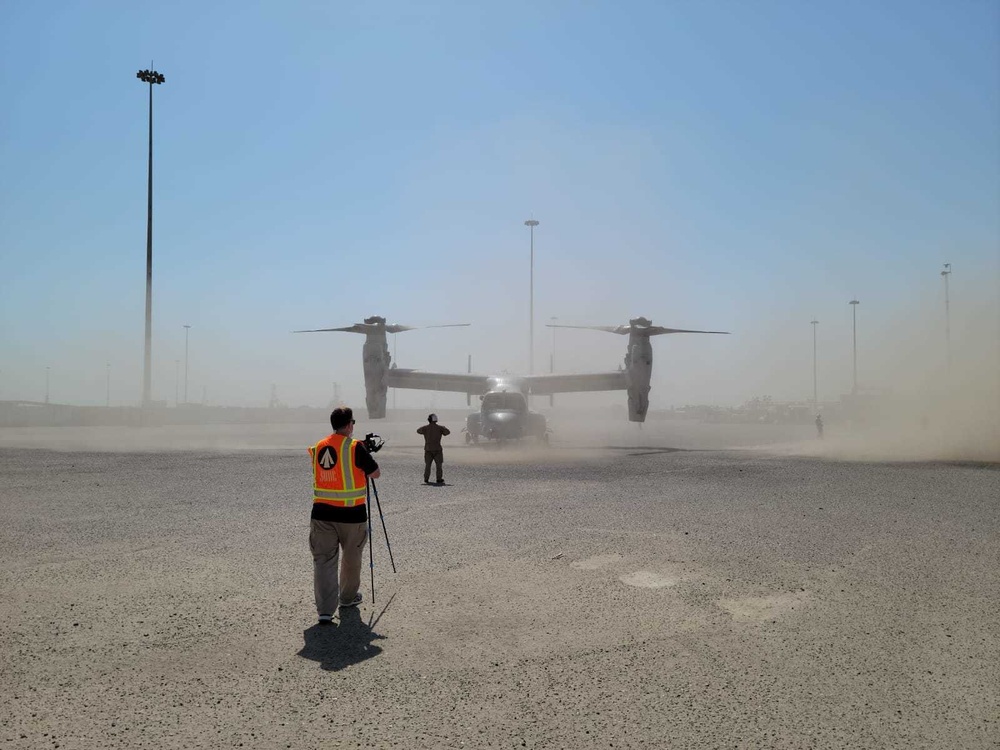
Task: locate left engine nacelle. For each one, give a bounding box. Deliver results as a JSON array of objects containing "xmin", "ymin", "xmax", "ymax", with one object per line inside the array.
[{"xmin": 362, "ymin": 336, "xmax": 389, "ymax": 419}]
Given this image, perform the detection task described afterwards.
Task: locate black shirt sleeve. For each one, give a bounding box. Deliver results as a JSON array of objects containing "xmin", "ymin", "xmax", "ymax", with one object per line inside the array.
[{"xmin": 353, "ymin": 442, "xmax": 379, "ymax": 475}]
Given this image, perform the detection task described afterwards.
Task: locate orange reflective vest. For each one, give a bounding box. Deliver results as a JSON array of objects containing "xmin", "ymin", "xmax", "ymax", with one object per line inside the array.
[{"xmin": 309, "ymin": 433, "xmax": 367, "ymax": 508}]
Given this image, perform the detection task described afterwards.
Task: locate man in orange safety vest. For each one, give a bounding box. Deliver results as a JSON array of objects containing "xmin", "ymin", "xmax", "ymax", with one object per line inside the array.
[{"xmin": 308, "ymin": 406, "xmax": 381, "ymax": 626}]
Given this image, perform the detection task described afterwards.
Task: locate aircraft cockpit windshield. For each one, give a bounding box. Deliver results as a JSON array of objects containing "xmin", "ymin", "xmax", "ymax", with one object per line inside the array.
[{"xmin": 482, "ymin": 392, "xmax": 527, "ymax": 412}]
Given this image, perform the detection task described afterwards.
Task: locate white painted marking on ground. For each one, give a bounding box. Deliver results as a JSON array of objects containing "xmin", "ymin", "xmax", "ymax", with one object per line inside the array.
[{"xmin": 620, "ymin": 570, "xmax": 678, "ymax": 588}]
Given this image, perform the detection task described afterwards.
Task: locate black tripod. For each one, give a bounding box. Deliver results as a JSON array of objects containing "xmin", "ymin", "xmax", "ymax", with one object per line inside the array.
[{"xmin": 365, "ymin": 477, "xmax": 396, "ymax": 603}]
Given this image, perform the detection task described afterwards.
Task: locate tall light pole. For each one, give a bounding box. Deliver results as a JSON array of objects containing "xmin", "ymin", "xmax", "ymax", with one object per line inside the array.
[
  {"xmin": 183, "ymin": 324, "xmax": 191, "ymax": 404},
  {"xmin": 810, "ymin": 319, "xmax": 819, "ymax": 409},
  {"xmin": 941, "ymin": 263, "xmax": 952, "ymax": 368},
  {"xmin": 137, "ymin": 67, "xmax": 165, "ymax": 408},
  {"xmin": 524, "ymin": 218, "xmax": 539, "ymax": 376},
  {"xmin": 393, "ymin": 332, "xmax": 398, "ymax": 411},
  {"xmin": 849, "ymin": 299, "xmax": 860, "ymax": 394}
]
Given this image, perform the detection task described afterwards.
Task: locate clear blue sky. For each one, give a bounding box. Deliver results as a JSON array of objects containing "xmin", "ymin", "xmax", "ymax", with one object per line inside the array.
[{"xmin": 1, "ymin": 0, "xmax": 998, "ymax": 409}]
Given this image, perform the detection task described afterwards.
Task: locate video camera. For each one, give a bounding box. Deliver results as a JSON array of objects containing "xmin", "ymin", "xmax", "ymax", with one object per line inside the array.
[{"xmin": 364, "ymin": 433, "xmax": 385, "ymax": 453}]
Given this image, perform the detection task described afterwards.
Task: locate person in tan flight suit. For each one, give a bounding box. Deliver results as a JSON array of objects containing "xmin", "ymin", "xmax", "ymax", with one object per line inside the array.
[{"xmin": 417, "ymin": 413, "xmax": 450, "ymax": 484}]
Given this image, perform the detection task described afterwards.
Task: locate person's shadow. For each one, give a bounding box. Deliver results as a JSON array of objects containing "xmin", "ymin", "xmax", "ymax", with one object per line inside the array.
[{"xmin": 297, "ymin": 595, "xmax": 391, "ymax": 672}]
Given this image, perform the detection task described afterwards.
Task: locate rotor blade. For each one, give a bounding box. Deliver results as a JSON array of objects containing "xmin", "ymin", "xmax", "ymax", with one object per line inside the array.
[
  {"xmin": 645, "ymin": 327, "xmax": 730, "ymax": 336},
  {"xmin": 384, "ymin": 323, "xmax": 471, "ymax": 334},
  {"xmin": 292, "ymin": 324, "xmax": 374, "ymax": 334},
  {"xmin": 294, "ymin": 322, "xmax": 472, "ymax": 334},
  {"xmin": 545, "ymin": 324, "xmax": 629, "ymax": 334},
  {"xmin": 545, "ymin": 323, "xmax": 729, "ymax": 336}
]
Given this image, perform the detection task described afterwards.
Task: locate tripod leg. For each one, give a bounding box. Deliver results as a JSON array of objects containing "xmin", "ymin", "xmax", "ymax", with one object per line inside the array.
[
  {"xmin": 370, "ymin": 479, "xmax": 397, "ymax": 573},
  {"xmin": 366, "ymin": 478, "xmax": 375, "ymax": 604}
]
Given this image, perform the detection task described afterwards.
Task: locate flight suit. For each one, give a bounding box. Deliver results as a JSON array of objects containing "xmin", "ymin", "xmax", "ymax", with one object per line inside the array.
[{"xmin": 417, "ymin": 422, "xmax": 450, "ymax": 483}]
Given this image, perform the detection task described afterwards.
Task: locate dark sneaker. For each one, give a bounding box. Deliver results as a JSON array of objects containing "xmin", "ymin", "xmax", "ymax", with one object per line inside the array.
[
  {"xmin": 317, "ymin": 614, "xmax": 334, "ymax": 626},
  {"xmin": 435, "ymin": 478, "xmax": 445, "ymax": 484},
  {"xmin": 339, "ymin": 593, "xmax": 363, "ymax": 608}
]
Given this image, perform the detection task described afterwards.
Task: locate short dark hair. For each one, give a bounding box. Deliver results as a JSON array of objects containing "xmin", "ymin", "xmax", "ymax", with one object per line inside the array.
[{"xmin": 331, "ymin": 407, "xmax": 354, "ymax": 431}]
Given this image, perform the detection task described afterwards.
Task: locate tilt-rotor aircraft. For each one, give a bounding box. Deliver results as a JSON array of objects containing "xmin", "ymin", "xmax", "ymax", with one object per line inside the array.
[{"xmin": 295, "ymin": 316, "xmax": 728, "ymax": 443}]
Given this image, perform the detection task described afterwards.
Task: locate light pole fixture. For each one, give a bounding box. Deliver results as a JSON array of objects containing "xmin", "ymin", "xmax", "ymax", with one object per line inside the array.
[
  {"xmin": 137, "ymin": 67, "xmax": 165, "ymax": 408},
  {"xmin": 524, "ymin": 218, "xmax": 539, "ymax": 376},
  {"xmin": 941, "ymin": 263, "xmax": 952, "ymax": 368},
  {"xmin": 849, "ymin": 299, "xmax": 860, "ymax": 394},
  {"xmin": 183, "ymin": 324, "xmax": 191, "ymax": 404},
  {"xmin": 810, "ymin": 319, "xmax": 819, "ymax": 409}
]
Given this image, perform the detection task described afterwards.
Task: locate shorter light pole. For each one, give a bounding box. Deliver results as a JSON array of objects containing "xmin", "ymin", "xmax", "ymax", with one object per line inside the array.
[
  {"xmin": 524, "ymin": 218, "xmax": 539, "ymax": 376},
  {"xmin": 183, "ymin": 325, "xmax": 191, "ymax": 404},
  {"xmin": 849, "ymin": 299, "xmax": 860, "ymax": 394},
  {"xmin": 549, "ymin": 316, "xmax": 558, "ymax": 408},
  {"xmin": 941, "ymin": 263, "xmax": 952, "ymax": 368},
  {"xmin": 810, "ymin": 319, "xmax": 819, "ymax": 409},
  {"xmin": 550, "ymin": 316, "xmax": 558, "ymax": 373}
]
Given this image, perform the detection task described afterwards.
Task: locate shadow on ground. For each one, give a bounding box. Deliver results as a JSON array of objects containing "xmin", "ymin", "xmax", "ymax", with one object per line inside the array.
[
  {"xmin": 297, "ymin": 604, "xmax": 388, "ymax": 671},
  {"xmin": 601, "ymin": 446, "xmax": 692, "ymax": 457}
]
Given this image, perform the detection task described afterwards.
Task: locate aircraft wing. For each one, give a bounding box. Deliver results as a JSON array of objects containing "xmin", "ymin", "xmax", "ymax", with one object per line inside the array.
[
  {"xmin": 523, "ymin": 371, "xmax": 628, "ymax": 395},
  {"xmin": 388, "ymin": 369, "xmax": 492, "ymax": 395}
]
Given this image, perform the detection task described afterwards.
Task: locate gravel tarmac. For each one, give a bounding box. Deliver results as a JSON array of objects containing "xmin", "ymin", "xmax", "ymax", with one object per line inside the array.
[{"xmin": 1, "ymin": 417, "xmax": 997, "ymax": 749}]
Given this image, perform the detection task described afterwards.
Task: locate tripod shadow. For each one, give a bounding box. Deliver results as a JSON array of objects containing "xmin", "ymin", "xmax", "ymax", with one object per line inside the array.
[{"xmin": 297, "ymin": 595, "xmax": 393, "ymax": 672}]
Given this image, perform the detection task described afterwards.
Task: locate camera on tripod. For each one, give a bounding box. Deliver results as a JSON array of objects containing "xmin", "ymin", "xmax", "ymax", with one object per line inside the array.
[{"xmin": 364, "ymin": 433, "xmax": 385, "ymax": 453}]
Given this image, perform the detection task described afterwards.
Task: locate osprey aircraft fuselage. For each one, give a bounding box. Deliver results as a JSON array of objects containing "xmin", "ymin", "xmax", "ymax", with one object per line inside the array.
[{"xmin": 294, "ymin": 316, "xmax": 728, "ymax": 442}]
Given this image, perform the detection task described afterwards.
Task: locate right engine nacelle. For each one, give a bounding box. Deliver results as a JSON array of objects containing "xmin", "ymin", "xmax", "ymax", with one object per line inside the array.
[{"xmin": 624, "ymin": 334, "xmax": 653, "ymax": 422}]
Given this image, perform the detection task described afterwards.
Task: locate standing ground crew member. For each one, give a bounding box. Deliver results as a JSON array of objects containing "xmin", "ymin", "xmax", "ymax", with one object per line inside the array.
[
  {"xmin": 417, "ymin": 413, "xmax": 450, "ymax": 484},
  {"xmin": 309, "ymin": 407, "xmax": 380, "ymax": 626},
  {"xmin": 815, "ymin": 414, "xmax": 824, "ymax": 439}
]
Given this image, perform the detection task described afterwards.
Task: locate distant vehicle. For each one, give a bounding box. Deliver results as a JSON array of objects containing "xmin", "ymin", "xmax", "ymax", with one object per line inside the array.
[{"xmin": 294, "ymin": 315, "xmax": 728, "ymax": 442}]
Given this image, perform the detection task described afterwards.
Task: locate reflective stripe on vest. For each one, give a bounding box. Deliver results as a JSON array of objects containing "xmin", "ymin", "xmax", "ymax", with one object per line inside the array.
[{"xmin": 311, "ymin": 433, "xmax": 367, "ymax": 507}]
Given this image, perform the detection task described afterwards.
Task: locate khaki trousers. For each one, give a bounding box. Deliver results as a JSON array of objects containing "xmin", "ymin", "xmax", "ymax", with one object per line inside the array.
[{"xmin": 309, "ymin": 519, "xmax": 368, "ymax": 615}]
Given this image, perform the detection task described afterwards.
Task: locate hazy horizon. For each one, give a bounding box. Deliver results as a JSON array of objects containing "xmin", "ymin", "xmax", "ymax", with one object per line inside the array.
[{"xmin": 1, "ymin": 1, "xmax": 997, "ymax": 420}]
